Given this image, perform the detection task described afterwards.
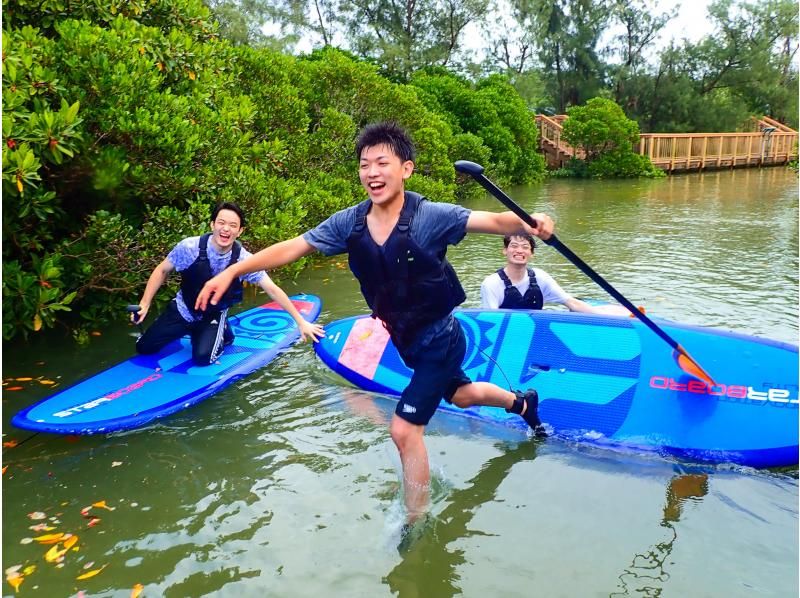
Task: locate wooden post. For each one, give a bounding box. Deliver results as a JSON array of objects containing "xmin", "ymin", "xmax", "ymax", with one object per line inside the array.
[
  {"xmin": 701, "ymin": 136, "xmax": 708, "ymax": 171},
  {"xmin": 747, "ymin": 135, "xmax": 753, "ymax": 165},
  {"xmin": 717, "ymin": 136, "xmax": 723, "ymax": 167},
  {"xmin": 687, "ymin": 136, "xmax": 693, "ymax": 169},
  {"xmin": 670, "ymin": 136, "xmax": 676, "ymax": 171}
]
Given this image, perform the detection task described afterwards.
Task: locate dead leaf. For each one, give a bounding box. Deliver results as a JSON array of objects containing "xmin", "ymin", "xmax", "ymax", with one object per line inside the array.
[
  {"xmin": 2, "ymin": 466, "xmax": 7, "ymax": 475},
  {"xmin": 3, "ymin": 440, "xmax": 18, "ymax": 448},
  {"xmin": 63, "ymin": 535, "xmax": 78, "ymax": 549},
  {"xmin": 87, "ymin": 518, "xmax": 101, "ymax": 528},
  {"xmin": 33, "ymin": 533, "xmax": 65, "ymax": 544},
  {"xmin": 28, "ymin": 512, "xmax": 47, "ymax": 520},
  {"xmin": 131, "ymin": 583, "xmax": 144, "ymax": 597},
  {"xmin": 44, "ymin": 543, "xmax": 68, "ymax": 563},
  {"xmin": 76, "ymin": 564, "xmax": 106, "ymax": 580},
  {"xmin": 29, "ymin": 524, "xmax": 55, "ymax": 532},
  {"xmin": 6, "ymin": 572, "xmax": 23, "ymax": 592},
  {"xmin": 111, "ymin": 461, "xmax": 123, "ymax": 467},
  {"xmin": 39, "ymin": 380, "xmax": 56, "ymax": 385},
  {"xmin": 22, "ymin": 565, "xmax": 35, "ymax": 576},
  {"xmin": 5, "ymin": 386, "xmax": 23, "ymax": 391},
  {"xmin": 92, "ymin": 500, "xmax": 115, "ymax": 511},
  {"xmin": 15, "ymin": 377, "xmax": 33, "ymax": 382}
]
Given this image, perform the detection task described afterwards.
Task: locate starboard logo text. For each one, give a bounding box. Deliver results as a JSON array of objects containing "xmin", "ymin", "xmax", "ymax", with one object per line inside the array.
[
  {"xmin": 53, "ymin": 373, "xmax": 163, "ymax": 418},
  {"xmin": 649, "ymin": 376, "xmax": 798, "ymax": 404}
]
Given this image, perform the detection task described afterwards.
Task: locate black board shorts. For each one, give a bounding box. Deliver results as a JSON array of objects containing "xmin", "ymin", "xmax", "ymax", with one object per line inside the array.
[{"xmin": 394, "ymin": 316, "xmax": 472, "ymax": 426}]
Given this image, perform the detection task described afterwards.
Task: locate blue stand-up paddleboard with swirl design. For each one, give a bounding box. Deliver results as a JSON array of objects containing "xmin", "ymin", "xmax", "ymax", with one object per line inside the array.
[
  {"xmin": 12, "ymin": 295, "xmax": 322, "ymax": 435},
  {"xmin": 314, "ymin": 309, "xmax": 798, "ymax": 468}
]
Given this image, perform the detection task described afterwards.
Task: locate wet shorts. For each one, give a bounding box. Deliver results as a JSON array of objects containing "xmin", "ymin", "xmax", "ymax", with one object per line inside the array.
[{"xmin": 394, "ymin": 317, "xmax": 472, "ymax": 426}]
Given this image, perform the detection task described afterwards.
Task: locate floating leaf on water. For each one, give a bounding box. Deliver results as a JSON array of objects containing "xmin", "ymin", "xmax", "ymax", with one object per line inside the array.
[
  {"xmin": 15, "ymin": 377, "xmax": 33, "ymax": 382},
  {"xmin": 83, "ymin": 562, "xmax": 95, "ymax": 570},
  {"xmin": 87, "ymin": 518, "xmax": 101, "ymax": 528},
  {"xmin": 39, "ymin": 380, "xmax": 56, "ymax": 385},
  {"xmin": 111, "ymin": 462, "xmax": 123, "ymax": 467},
  {"xmin": 28, "ymin": 512, "xmax": 47, "ymax": 520},
  {"xmin": 20, "ymin": 538, "xmax": 33, "ymax": 545},
  {"xmin": 33, "ymin": 533, "xmax": 65, "ymax": 544},
  {"xmin": 4, "ymin": 566, "xmax": 21, "ymax": 576},
  {"xmin": 6, "ymin": 572, "xmax": 23, "ymax": 592},
  {"xmin": 90, "ymin": 332, "xmax": 101, "ymax": 336},
  {"xmin": 22, "ymin": 565, "xmax": 35, "ymax": 576},
  {"xmin": 5, "ymin": 387, "xmax": 23, "ymax": 391},
  {"xmin": 44, "ymin": 544, "xmax": 68, "ymax": 563},
  {"xmin": 63, "ymin": 535, "xmax": 78, "ymax": 550},
  {"xmin": 3, "ymin": 440, "xmax": 19, "ymax": 448},
  {"xmin": 2, "ymin": 466, "xmax": 7, "ymax": 475},
  {"xmin": 92, "ymin": 500, "xmax": 115, "ymax": 511},
  {"xmin": 131, "ymin": 583, "xmax": 144, "ymax": 597},
  {"xmin": 29, "ymin": 524, "xmax": 55, "ymax": 532},
  {"xmin": 76, "ymin": 565, "xmax": 106, "ymax": 580}
]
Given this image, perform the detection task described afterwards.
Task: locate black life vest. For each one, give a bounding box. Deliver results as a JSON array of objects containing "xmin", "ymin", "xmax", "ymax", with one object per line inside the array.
[
  {"xmin": 180, "ymin": 233, "xmax": 243, "ymax": 318},
  {"xmin": 497, "ymin": 268, "xmax": 543, "ymax": 310},
  {"xmin": 346, "ymin": 192, "xmax": 466, "ymax": 349}
]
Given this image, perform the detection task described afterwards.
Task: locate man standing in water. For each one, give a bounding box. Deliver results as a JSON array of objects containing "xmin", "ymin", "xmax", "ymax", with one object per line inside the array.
[{"xmin": 195, "ymin": 123, "xmax": 554, "ymax": 525}]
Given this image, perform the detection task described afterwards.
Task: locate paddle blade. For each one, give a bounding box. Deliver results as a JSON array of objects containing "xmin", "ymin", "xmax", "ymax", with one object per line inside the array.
[{"xmin": 674, "ymin": 346, "xmax": 716, "ymax": 387}]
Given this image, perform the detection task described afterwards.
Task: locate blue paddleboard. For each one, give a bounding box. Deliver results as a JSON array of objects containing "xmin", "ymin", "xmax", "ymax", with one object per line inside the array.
[
  {"xmin": 12, "ymin": 295, "xmax": 322, "ymax": 435},
  {"xmin": 314, "ymin": 309, "xmax": 798, "ymax": 468}
]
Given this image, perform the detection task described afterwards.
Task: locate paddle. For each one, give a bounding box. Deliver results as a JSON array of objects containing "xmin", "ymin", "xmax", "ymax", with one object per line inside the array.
[
  {"xmin": 126, "ymin": 304, "xmax": 144, "ymax": 335},
  {"xmin": 454, "ymin": 160, "xmax": 716, "ymax": 386}
]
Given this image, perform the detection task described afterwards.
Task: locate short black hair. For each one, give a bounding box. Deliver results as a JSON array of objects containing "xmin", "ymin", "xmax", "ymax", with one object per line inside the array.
[
  {"xmin": 503, "ymin": 234, "xmax": 536, "ymax": 249},
  {"xmin": 355, "ymin": 122, "xmax": 415, "ymax": 163},
  {"xmin": 211, "ymin": 202, "xmax": 245, "ymax": 227}
]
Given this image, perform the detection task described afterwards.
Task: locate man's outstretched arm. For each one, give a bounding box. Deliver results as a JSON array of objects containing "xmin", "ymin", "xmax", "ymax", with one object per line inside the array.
[{"xmin": 195, "ymin": 236, "xmax": 316, "ymax": 311}]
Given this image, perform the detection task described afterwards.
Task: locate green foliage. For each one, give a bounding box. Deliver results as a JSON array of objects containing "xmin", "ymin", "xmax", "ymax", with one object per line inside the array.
[
  {"xmin": 3, "ymin": 5, "xmax": 547, "ymax": 341},
  {"xmin": 562, "ymin": 97, "xmax": 639, "ymax": 159},
  {"xmin": 2, "ymin": 256, "xmax": 76, "ymax": 340},
  {"xmin": 587, "ymin": 150, "xmax": 665, "ymax": 179},
  {"xmin": 409, "ymin": 69, "xmax": 545, "ymax": 184},
  {"xmin": 561, "ymin": 98, "xmax": 663, "ymax": 178}
]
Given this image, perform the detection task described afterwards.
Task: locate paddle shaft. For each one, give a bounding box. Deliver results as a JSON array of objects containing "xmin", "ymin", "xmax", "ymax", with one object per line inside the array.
[{"xmin": 466, "ymin": 169, "xmax": 688, "ymax": 356}]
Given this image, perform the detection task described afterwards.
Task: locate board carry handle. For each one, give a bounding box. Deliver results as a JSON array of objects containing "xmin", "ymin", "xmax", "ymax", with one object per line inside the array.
[{"xmin": 453, "ymin": 159, "xmax": 716, "ymax": 387}]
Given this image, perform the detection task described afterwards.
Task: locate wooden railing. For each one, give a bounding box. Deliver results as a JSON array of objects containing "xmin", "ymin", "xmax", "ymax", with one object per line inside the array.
[
  {"xmin": 534, "ymin": 114, "xmax": 798, "ymax": 172},
  {"xmin": 535, "ymin": 114, "xmax": 581, "ymax": 167},
  {"xmin": 638, "ymin": 131, "xmax": 797, "ymax": 171}
]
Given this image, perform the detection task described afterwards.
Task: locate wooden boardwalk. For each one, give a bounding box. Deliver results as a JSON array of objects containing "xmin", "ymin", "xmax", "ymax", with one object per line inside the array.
[{"xmin": 535, "ymin": 114, "xmax": 798, "ymax": 172}]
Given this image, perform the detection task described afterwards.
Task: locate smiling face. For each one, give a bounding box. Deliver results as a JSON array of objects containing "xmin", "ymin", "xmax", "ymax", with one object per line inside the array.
[
  {"xmin": 209, "ymin": 208, "xmax": 243, "ymax": 252},
  {"xmin": 503, "ymin": 236, "xmax": 533, "ymax": 266},
  {"xmin": 358, "ymin": 143, "xmax": 414, "ymax": 207}
]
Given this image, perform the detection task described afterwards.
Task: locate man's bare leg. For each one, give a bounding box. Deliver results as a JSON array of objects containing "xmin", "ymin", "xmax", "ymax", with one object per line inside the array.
[{"xmin": 390, "ymin": 414, "xmax": 430, "ymax": 523}]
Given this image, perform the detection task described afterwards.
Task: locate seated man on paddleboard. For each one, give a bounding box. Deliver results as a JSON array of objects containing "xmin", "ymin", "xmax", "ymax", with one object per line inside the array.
[
  {"xmin": 131, "ymin": 201, "xmax": 324, "ymax": 365},
  {"xmin": 194, "ymin": 123, "xmax": 554, "ymax": 524},
  {"xmin": 481, "ymin": 234, "xmax": 615, "ymax": 313}
]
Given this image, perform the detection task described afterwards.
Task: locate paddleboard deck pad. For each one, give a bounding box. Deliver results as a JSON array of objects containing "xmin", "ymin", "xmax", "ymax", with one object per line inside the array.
[
  {"xmin": 314, "ymin": 309, "xmax": 798, "ymax": 468},
  {"xmin": 12, "ymin": 295, "xmax": 322, "ymax": 435}
]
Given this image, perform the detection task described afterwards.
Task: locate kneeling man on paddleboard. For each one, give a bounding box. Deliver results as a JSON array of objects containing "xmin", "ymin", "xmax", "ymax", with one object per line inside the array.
[
  {"xmin": 131, "ymin": 201, "xmax": 324, "ymax": 365},
  {"xmin": 194, "ymin": 123, "xmax": 554, "ymax": 524}
]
